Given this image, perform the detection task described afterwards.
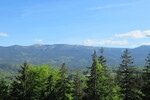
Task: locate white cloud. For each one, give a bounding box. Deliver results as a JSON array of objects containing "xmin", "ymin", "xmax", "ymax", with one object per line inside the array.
[
  {"xmin": 146, "ymin": 35, "xmax": 150, "ymax": 37},
  {"xmin": 34, "ymin": 39, "xmax": 43, "ymax": 42},
  {"xmin": 130, "ymin": 45, "xmax": 140, "ymax": 48},
  {"xmin": 0, "ymin": 33, "xmax": 8, "ymax": 37},
  {"xmin": 84, "ymin": 40, "xmax": 128, "ymax": 45},
  {"xmin": 141, "ymin": 42, "xmax": 150, "ymax": 45},
  {"xmin": 89, "ymin": 3, "xmax": 130, "ymax": 10},
  {"xmin": 115, "ymin": 30, "xmax": 150, "ymax": 38}
]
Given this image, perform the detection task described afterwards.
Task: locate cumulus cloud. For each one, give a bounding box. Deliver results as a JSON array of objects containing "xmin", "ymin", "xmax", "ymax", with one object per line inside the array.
[
  {"xmin": 146, "ymin": 34, "xmax": 150, "ymax": 37},
  {"xmin": 115, "ymin": 30, "xmax": 150, "ymax": 38},
  {"xmin": 0, "ymin": 33, "xmax": 8, "ymax": 37},
  {"xmin": 34, "ymin": 39, "xmax": 43, "ymax": 42},
  {"xmin": 141, "ymin": 42, "xmax": 150, "ymax": 45},
  {"xmin": 84, "ymin": 40, "xmax": 128, "ymax": 45}
]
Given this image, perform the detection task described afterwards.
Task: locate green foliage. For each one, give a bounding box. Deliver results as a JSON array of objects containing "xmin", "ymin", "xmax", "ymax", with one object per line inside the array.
[
  {"xmin": 142, "ymin": 54, "xmax": 150, "ymax": 100},
  {"xmin": 55, "ymin": 63, "xmax": 73, "ymax": 100},
  {"xmin": 0, "ymin": 79, "xmax": 9, "ymax": 100},
  {"xmin": 117, "ymin": 49, "xmax": 143, "ymax": 100},
  {"xmin": 87, "ymin": 49, "xmax": 110, "ymax": 100},
  {"xmin": 73, "ymin": 73, "xmax": 85, "ymax": 100},
  {"xmin": 0, "ymin": 48, "xmax": 149, "ymax": 100},
  {"xmin": 27, "ymin": 64, "xmax": 50, "ymax": 100},
  {"xmin": 10, "ymin": 61, "xmax": 31, "ymax": 100},
  {"xmin": 0, "ymin": 64, "xmax": 18, "ymax": 80},
  {"xmin": 86, "ymin": 50, "xmax": 122, "ymax": 100},
  {"xmin": 98, "ymin": 47, "xmax": 107, "ymax": 68},
  {"xmin": 10, "ymin": 62, "xmax": 55, "ymax": 100},
  {"xmin": 43, "ymin": 65, "xmax": 59, "ymax": 100}
]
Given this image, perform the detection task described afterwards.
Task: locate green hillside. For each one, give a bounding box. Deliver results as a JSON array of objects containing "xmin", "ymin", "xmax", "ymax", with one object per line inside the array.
[{"xmin": 0, "ymin": 44, "xmax": 149, "ymax": 69}]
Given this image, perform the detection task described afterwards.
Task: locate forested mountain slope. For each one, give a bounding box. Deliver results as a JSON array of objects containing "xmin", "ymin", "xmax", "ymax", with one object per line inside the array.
[{"xmin": 0, "ymin": 44, "xmax": 149, "ymax": 68}]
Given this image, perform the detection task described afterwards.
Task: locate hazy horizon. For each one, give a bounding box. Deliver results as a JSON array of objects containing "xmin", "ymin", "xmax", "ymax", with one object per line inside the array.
[{"xmin": 0, "ymin": 43, "xmax": 149, "ymax": 49}]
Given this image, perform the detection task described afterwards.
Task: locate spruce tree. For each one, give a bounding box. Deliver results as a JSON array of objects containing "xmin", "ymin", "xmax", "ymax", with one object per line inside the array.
[
  {"xmin": 98, "ymin": 47, "xmax": 107, "ymax": 68},
  {"xmin": 142, "ymin": 54, "xmax": 150, "ymax": 100},
  {"xmin": 28, "ymin": 65, "xmax": 50, "ymax": 100},
  {"xmin": 98, "ymin": 48, "xmax": 122, "ymax": 100},
  {"xmin": 55, "ymin": 63, "xmax": 73, "ymax": 100},
  {"xmin": 0, "ymin": 79, "xmax": 9, "ymax": 100},
  {"xmin": 117, "ymin": 49, "xmax": 142, "ymax": 100},
  {"xmin": 73, "ymin": 73, "xmax": 85, "ymax": 100},
  {"xmin": 10, "ymin": 61, "xmax": 32, "ymax": 100},
  {"xmin": 92, "ymin": 50, "xmax": 97, "ymax": 60},
  {"xmin": 86, "ymin": 51, "xmax": 108, "ymax": 100},
  {"xmin": 98, "ymin": 48, "xmax": 109, "ymax": 98},
  {"xmin": 43, "ymin": 66, "xmax": 59, "ymax": 100},
  {"xmin": 86, "ymin": 58, "xmax": 100, "ymax": 100}
]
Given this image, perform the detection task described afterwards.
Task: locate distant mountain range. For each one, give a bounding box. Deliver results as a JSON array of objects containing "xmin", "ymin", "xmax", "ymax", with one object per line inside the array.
[{"xmin": 0, "ymin": 44, "xmax": 149, "ymax": 68}]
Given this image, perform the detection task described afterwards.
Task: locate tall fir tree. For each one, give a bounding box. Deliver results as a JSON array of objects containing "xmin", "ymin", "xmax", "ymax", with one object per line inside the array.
[
  {"xmin": 55, "ymin": 63, "xmax": 73, "ymax": 100},
  {"xmin": 86, "ymin": 58, "xmax": 100, "ymax": 100},
  {"xmin": 92, "ymin": 50, "xmax": 97, "ymax": 60},
  {"xmin": 10, "ymin": 61, "xmax": 32, "ymax": 100},
  {"xmin": 142, "ymin": 54, "xmax": 150, "ymax": 100},
  {"xmin": 98, "ymin": 48, "xmax": 110, "ymax": 98},
  {"xmin": 43, "ymin": 66, "xmax": 59, "ymax": 100},
  {"xmin": 98, "ymin": 48, "xmax": 122, "ymax": 100},
  {"xmin": 28, "ymin": 64, "xmax": 50, "ymax": 100},
  {"xmin": 116, "ymin": 49, "xmax": 142, "ymax": 100},
  {"xmin": 73, "ymin": 73, "xmax": 85, "ymax": 100},
  {"xmin": 98, "ymin": 47, "xmax": 107, "ymax": 68},
  {"xmin": 86, "ymin": 51, "xmax": 110, "ymax": 100},
  {"xmin": 0, "ymin": 79, "xmax": 9, "ymax": 100}
]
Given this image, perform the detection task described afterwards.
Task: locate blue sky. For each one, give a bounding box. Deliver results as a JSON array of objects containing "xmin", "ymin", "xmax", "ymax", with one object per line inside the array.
[{"xmin": 0, "ymin": 0, "xmax": 150, "ymax": 48}]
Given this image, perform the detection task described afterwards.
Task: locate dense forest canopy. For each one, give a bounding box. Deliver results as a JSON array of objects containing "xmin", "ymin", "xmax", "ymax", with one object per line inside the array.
[{"xmin": 0, "ymin": 48, "xmax": 149, "ymax": 100}]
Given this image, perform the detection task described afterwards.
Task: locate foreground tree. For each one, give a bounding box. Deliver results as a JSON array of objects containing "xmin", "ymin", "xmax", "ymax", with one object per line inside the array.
[
  {"xmin": 98, "ymin": 48, "xmax": 122, "ymax": 100},
  {"xmin": 55, "ymin": 63, "xmax": 73, "ymax": 100},
  {"xmin": 10, "ymin": 61, "xmax": 32, "ymax": 100},
  {"xmin": 86, "ymin": 51, "xmax": 115, "ymax": 100},
  {"xmin": 73, "ymin": 73, "xmax": 85, "ymax": 100},
  {"xmin": 0, "ymin": 79, "xmax": 9, "ymax": 100},
  {"xmin": 28, "ymin": 65, "xmax": 50, "ymax": 100},
  {"xmin": 142, "ymin": 54, "xmax": 150, "ymax": 100},
  {"xmin": 98, "ymin": 48, "xmax": 107, "ymax": 68},
  {"xmin": 98, "ymin": 48, "xmax": 111, "ymax": 97},
  {"xmin": 43, "ymin": 66, "xmax": 59, "ymax": 100},
  {"xmin": 10, "ymin": 62, "xmax": 51, "ymax": 100},
  {"xmin": 117, "ymin": 49, "xmax": 143, "ymax": 100},
  {"xmin": 86, "ymin": 58, "xmax": 101, "ymax": 100}
]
